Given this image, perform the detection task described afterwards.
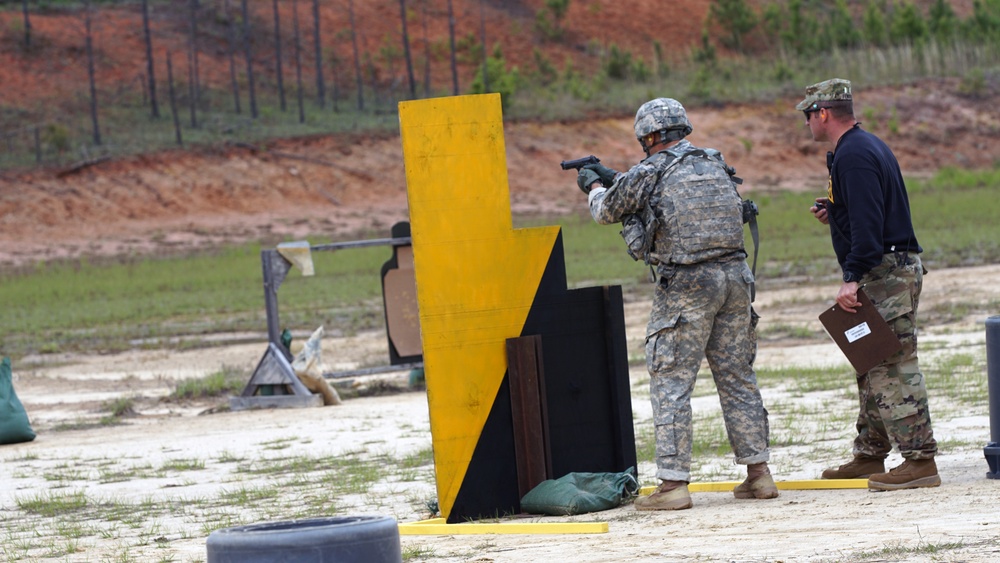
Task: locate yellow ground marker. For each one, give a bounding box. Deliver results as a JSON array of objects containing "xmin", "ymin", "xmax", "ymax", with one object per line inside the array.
[
  {"xmin": 398, "ymin": 480, "xmax": 867, "ymax": 536},
  {"xmin": 398, "ymin": 518, "xmax": 608, "ymax": 536},
  {"xmin": 642, "ymin": 478, "xmax": 869, "ymax": 494}
]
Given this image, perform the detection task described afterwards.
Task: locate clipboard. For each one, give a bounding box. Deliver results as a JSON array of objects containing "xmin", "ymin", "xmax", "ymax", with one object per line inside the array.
[{"xmin": 818, "ymin": 288, "xmax": 902, "ymax": 374}]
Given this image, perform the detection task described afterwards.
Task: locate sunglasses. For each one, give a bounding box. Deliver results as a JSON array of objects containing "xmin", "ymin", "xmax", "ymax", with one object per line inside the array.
[{"xmin": 803, "ymin": 104, "xmax": 832, "ymax": 121}]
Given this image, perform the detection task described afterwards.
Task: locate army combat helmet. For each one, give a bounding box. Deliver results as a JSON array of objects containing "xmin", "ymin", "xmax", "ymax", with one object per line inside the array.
[{"xmin": 634, "ymin": 98, "xmax": 693, "ymax": 153}]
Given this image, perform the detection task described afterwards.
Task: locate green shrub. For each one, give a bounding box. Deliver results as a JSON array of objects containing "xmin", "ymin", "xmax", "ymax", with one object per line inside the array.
[
  {"xmin": 42, "ymin": 123, "xmax": 70, "ymax": 153},
  {"xmin": 603, "ymin": 44, "xmax": 633, "ymax": 80},
  {"xmin": 890, "ymin": 1, "xmax": 929, "ymax": 45},
  {"xmin": 958, "ymin": 68, "xmax": 988, "ymax": 98},
  {"xmin": 470, "ymin": 44, "xmax": 520, "ymax": 107}
]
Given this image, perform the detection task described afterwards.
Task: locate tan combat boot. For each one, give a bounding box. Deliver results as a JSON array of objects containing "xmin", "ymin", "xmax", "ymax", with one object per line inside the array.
[
  {"xmin": 867, "ymin": 458, "xmax": 941, "ymax": 491},
  {"xmin": 733, "ymin": 463, "xmax": 779, "ymax": 499},
  {"xmin": 821, "ymin": 455, "xmax": 885, "ymax": 479},
  {"xmin": 634, "ymin": 481, "xmax": 693, "ymax": 511}
]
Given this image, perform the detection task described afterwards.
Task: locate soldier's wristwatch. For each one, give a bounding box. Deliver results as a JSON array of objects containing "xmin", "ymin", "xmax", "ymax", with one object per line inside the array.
[{"xmin": 843, "ymin": 271, "xmax": 862, "ymax": 283}]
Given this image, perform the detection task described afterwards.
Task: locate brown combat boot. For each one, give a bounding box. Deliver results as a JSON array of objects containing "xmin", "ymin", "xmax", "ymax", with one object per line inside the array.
[
  {"xmin": 867, "ymin": 458, "xmax": 941, "ymax": 491},
  {"xmin": 733, "ymin": 463, "xmax": 779, "ymax": 499},
  {"xmin": 821, "ymin": 455, "xmax": 885, "ymax": 479},
  {"xmin": 634, "ymin": 481, "xmax": 693, "ymax": 511}
]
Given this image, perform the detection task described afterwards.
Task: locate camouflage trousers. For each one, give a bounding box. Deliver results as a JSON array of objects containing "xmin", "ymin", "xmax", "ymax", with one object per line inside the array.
[
  {"xmin": 852, "ymin": 252, "xmax": 937, "ymax": 460},
  {"xmin": 645, "ymin": 259, "xmax": 770, "ymax": 482}
]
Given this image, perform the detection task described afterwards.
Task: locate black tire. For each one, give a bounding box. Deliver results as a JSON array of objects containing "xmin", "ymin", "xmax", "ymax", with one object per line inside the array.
[{"xmin": 206, "ymin": 515, "xmax": 401, "ymax": 563}]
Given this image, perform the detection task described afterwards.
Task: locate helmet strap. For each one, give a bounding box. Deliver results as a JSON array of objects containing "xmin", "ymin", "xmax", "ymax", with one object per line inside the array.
[{"xmin": 640, "ymin": 129, "xmax": 686, "ymax": 155}]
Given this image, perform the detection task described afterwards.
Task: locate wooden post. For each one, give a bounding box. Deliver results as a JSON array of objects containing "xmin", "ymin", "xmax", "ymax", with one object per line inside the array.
[{"xmin": 506, "ymin": 335, "xmax": 552, "ymax": 499}]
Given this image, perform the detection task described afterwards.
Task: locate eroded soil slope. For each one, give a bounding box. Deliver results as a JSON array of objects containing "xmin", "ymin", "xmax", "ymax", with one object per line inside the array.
[{"xmin": 1, "ymin": 79, "xmax": 997, "ymax": 266}]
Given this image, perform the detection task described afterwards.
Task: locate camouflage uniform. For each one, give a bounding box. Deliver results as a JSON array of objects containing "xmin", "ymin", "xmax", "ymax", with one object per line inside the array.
[
  {"xmin": 590, "ymin": 139, "xmax": 771, "ymax": 483},
  {"xmin": 852, "ymin": 253, "xmax": 937, "ymax": 460}
]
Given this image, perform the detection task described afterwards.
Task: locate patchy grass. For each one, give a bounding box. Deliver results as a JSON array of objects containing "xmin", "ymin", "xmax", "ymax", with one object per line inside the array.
[
  {"xmin": 3, "ymin": 165, "xmax": 999, "ymax": 361},
  {"xmin": 169, "ymin": 365, "xmax": 247, "ymax": 400}
]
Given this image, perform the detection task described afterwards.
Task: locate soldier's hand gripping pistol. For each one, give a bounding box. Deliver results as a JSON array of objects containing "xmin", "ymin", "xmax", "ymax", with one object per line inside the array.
[{"xmin": 561, "ymin": 155, "xmax": 619, "ymax": 194}]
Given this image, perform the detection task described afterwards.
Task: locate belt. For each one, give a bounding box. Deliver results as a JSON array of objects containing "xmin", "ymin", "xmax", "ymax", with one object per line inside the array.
[{"xmin": 885, "ymin": 251, "xmax": 918, "ymax": 267}]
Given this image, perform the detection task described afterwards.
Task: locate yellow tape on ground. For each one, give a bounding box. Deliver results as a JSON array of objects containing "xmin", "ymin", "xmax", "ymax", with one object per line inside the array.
[
  {"xmin": 398, "ymin": 480, "xmax": 867, "ymax": 535},
  {"xmin": 398, "ymin": 518, "xmax": 608, "ymax": 536},
  {"xmin": 639, "ymin": 478, "xmax": 869, "ymax": 495}
]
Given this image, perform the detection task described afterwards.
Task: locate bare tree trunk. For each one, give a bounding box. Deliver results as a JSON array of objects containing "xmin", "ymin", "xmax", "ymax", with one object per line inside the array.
[
  {"xmin": 364, "ymin": 43, "xmax": 379, "ymax": 110},
  {"xmin": 398, "ymin": 0, "xmax": 416, "ymax": 99},
  {"xmin": 447, "ymin": 0, "xmax": 458, "ymax": 95},
  {"xmin": 141, "ymin": 0, "xmax": 159, "ymax": 118},
  {"xmin": 187, "ymin": 0, "xmax": 200, "ymax": 127},
  {"xmin": 292, "ymin": 0, "xmax": 305, "ymax": 124},
  {"xmin": 348, "ymin": 0, "xmax": 364, "ymax": 110},
  {"xmin": 242, "ymin": 0, "xmax": 258, "ymax": 118},
  {"xmin": 167, "ymin": 52, "xmax": 183, "ymax": 145},
  {"xmin": 84, "ymin": 0, "xmax": 101, "ymax": 146},
  {"xmin": 21, "ymin": 0, "xmax": 31, "ymax": 49},
  {"xmin": 312, "ymin": 0, "xmax": 325, "ymax": 108},
  {"xmin": 478, "ymin": 0, "xmax": 489, "ymax": 93},
  {"xmin": 225, "ymin": 0, "xmax": 242, "ymax": 114},
  {"xmin": 421, "ymin": 0, "xmax": 431, "ymax": 97},
  {"xmin": 272, "ymin": 0, "xmax": 286, "ymax": 111},
  {"xmin": 187, "ymin": 53, "xmax": 198, "ymax": 128},
  {"xmin": 330, "ymin": 58, "xmax": 340, "ymax": 112}
]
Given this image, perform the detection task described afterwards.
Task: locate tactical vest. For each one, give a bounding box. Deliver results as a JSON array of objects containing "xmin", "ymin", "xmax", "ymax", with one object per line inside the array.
[{"xmin": 621, "ymin": 146, "xmax": 745, "ymax": 268}]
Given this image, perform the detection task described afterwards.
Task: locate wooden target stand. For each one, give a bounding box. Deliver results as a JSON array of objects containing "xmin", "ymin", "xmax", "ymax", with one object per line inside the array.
[
  {"xmin": 399, "ymin": 94, "xmax": 637, "ymax": 524},
  {"xmin": 231, "ymin": 222, "xmax": 422, "ymax": 411}
]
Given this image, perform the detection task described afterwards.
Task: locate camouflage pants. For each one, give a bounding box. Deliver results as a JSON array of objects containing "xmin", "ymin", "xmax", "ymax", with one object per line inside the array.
[
  {"xmin": 645, "ymin": 259, "xmax": 771, "ymax": 482},
  {"xmin": 852, "ymin": 253, "xmax": 937, "ymax": 460}
]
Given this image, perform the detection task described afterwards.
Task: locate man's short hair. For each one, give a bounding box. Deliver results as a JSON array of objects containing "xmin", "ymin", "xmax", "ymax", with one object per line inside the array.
[{"xmin": 822, "ymin": 100, "xmax": 855, "ymax": 120}]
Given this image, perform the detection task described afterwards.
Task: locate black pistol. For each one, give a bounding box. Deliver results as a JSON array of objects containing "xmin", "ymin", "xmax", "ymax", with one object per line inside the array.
[{"xmin": 560, "ymin": 155, "xmax": 600, "ymax": 171}]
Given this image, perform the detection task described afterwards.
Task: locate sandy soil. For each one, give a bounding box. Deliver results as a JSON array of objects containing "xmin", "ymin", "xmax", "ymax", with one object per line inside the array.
[{"xmin": 3, "ymin": 261, "xmax": 1000, "ymax": 562}]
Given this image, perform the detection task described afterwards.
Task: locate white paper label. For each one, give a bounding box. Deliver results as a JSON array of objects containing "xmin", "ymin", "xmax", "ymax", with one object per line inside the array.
[{"xmin": 844, "ymin": 322, "xmax": 871, "ymax": 343}]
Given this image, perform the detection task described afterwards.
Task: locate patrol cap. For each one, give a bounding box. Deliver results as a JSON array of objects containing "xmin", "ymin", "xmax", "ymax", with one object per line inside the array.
[{"xmin": 795, "ymin": 78, "xmax": 852, "ymax": 111}]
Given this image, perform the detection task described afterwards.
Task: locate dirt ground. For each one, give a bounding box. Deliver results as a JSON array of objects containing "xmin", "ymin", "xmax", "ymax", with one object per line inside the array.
[
  {"xmin": 3, "ymin": 264, "xmax": 1000, "ymax": 562},
  {"xmin": 2, "ymin": 79, "xmax": 1000, "ymax": 561},
  {"xmin": 2, "ymin": 74, "xmax": 999, "ymax": 266}
]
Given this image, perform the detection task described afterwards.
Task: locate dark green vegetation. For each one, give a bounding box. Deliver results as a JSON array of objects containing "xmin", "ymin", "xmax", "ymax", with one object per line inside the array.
[{"xmin": 2, "ymin": 165, "xmax": 998, "ymax": 361}]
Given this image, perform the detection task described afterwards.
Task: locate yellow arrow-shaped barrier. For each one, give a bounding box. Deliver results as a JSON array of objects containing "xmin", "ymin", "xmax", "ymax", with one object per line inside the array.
[{"xmin": 399, "ymin": 93, "xmax": 559, "ymax": 521}]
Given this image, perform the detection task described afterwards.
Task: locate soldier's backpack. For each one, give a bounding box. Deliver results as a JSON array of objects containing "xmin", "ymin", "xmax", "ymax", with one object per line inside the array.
[{"xmin": 620, "ymin": 149, "xmax": 759, "ymax": 299}]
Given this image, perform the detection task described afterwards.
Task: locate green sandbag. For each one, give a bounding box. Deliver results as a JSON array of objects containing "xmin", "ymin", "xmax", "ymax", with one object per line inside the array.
[
  {"xmin": 519, "ymin": 466, "xmax": 638, "ymax": 516},
  {"xmin": 1, "ymin": 357, "xmax": 36, "ymax": 445}
]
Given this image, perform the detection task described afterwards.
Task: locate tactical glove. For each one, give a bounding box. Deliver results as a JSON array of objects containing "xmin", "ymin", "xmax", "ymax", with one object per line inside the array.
[
  {"xmin": 583, "ymin": 163, "xmax": 619, "ymax": 186},
  {"xmin": 577, "ymin": 168, "xmax": 601, "ymax": 194}
]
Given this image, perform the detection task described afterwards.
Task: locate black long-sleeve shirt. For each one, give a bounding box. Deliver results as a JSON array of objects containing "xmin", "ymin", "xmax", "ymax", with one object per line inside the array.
[{"xmin": 827, "ymin": 124, "xmax": 922, "ymax": 279}]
